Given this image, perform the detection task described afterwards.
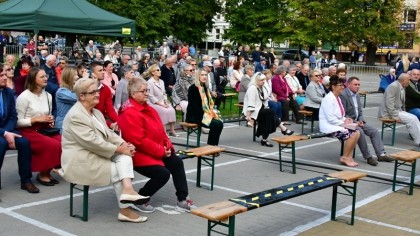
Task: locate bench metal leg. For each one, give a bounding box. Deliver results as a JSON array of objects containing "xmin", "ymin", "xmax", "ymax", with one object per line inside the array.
[
  {"xmin": 186, "ymin": 126, "xmax": 201, "ymax": 149},
  {"xmin": 70, "ymin": 183, "xmax": 90, "ymax": 222},
  {"xmin": 381, "ymin": 122, "xmax": 396, "ymax": 146},
  {"xmin": 392, "ymin": 159, "xmax": 417, "ymax": 195},
  {"xmin": 278, "ymin": 141, "xmax": 296, "ymax": 174},
  {"xmin": 196, "ymin": 155, "xmax": 217, "ymax": 191},
  {"xmin": 252, "ymin": 120, "xmax": 257, "ymax": 142},
  {"xmin": 361, "ymin": 94, "xmax": 366, "ymax": 108},
  {"xmin": 207, "ymin": 216, "xmax": 235, "ymax": 236},
  {"xmin": 330, "ymin": 181, "xmax": 359, "ymax": 225}
]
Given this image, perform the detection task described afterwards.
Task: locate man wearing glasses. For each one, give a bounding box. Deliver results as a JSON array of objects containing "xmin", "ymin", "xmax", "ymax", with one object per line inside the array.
[{"xmin": 0, "ymin": 64, "xmax": 39, "ymax": 195}]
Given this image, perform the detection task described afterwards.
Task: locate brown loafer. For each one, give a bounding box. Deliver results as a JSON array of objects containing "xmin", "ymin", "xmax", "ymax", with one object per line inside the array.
[
  {"xmin": 378, "ymin": 154, "xmax": 394, "ymax": 162},
  {"xmin": 21, "ymin": 183, "xmax": 40, "ymax": 194}
]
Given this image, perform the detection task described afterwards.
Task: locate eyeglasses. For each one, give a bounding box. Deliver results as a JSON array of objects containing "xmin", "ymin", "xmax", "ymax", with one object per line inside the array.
[
  {"xmin": 155, "ymin": 69, "xmax": 161, "ymax": 72},
  {"xmin": 190, "ymin": 64, "xmax": 197, "ymax": 66},
  {"xmin": 82, "ymin": 89, "xmax": 100, "ymax": 95},
  {"xmin": 134, "ymin": 89, "xmax": 150, "ymax": 94},
  {"xmin": 6, "ymin": 68, "xmax": 13, "ymax": 72},
  {"xmin": 185, "ymin": 69, "xmax": 195, "ymax": 72},
  {"xmin": 314, "ymin": 74, "xmax": 322, "ymax": 77}
]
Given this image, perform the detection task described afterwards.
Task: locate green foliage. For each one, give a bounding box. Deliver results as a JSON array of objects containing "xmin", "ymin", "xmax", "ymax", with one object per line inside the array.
[
  {"xmin": 224, "ymin": 0, "xmax": 406, "ymax": 65},
  {"xmin": 224, "ymin": 0, "xmax": 283, "ymax": 45},
  {"xmin": 88, "ymin": 0, "xmax": 221, "ymax": 44}
]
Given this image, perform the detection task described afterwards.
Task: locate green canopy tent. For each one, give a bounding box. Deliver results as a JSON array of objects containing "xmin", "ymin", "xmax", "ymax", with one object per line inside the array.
[{"xmin": 0, "ymin": 0, "xmax": 135, "ymax": 37}]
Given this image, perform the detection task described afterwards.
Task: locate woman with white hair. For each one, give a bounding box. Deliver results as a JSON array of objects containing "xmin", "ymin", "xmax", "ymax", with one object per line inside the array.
[{"xmin": 243, "ymin": 72, "xmax": 294, "ymax": 147}]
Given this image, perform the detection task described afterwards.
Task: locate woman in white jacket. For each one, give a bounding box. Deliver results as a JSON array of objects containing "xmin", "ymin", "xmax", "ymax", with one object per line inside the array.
[
  {"xmin": 319, "ymin": 75, "xmax": 360, "ymax": 167},
  {"xmin": 243, "ymin": 73, "xmax": 293, "ymax": 147}
]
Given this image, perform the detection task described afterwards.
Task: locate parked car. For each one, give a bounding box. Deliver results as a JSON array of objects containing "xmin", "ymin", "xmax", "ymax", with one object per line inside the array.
[
  {"xmin": 282, "ymin": 49, "xmax": 309, "ymax": 61},
  {"xmin": 16, "ymin": 35, "xmax": 30, "ymax": 46}
]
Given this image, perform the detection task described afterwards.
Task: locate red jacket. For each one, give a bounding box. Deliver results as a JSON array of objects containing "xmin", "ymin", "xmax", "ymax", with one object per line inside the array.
[
  {"xmin": 272, "ymin": 74, "xmax": 293, "ymax": 100},
  {"xmin": 118, "ymin": 98, "xmax": 174, "ymax": 167},
  {"xmin": 95, "ymin": 83, "xmax": 118, "ymax": 127}
]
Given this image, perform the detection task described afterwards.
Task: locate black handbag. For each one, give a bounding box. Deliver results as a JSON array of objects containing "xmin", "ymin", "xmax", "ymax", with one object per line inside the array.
[
  {"xmin": 37, "ymin": 128, "xmax": 60, "ymax": 136},
  {"xmin": 37, "ymin": 92, "xmax": 60, "ymax": 136}
]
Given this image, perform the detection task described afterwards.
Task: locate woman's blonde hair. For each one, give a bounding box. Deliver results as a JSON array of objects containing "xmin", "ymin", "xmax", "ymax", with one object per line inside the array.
[
  {"xmin": 194, "ymin": 68, "xmax": 209, "ymax": 88},
  {"xmin": 60, "ymin": 66, "xmax": 77, "ymax": 90},
  {"xmin": 402, "ymin": 54, "xmax": 410, "ymax": 72},
  {"xmin": 144, "ymin": 64, "xmax": 159, "ymax": 79}
]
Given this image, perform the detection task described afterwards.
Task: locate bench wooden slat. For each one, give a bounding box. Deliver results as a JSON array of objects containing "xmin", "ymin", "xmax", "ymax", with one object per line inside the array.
[
  {"xmin": 191, "ymin": 200, "xmax": 248, "ymax": 222},
  {"xmin": 298, "ymin": 110, "xmax": 313, "ymax": 116},
  {"xmin": 380, "ymin": 118, "xmax": 399, "ymax": 123},
  {"xmin": 328, "ymin": 170, "xmax": 367, "ymax": 182},
  {"xmin": 180, "ymin": 122, "xmax": 199, "ymax": 128},
  {"xmin": 390, "ymin": 150, "xmax": 420, "ymax": 162},
  {"xmin": 272, "ymin": 135, "xmax": 308, "ymax": 144},
  {"xmin": 223, "ymin": 93, "xmax": 237, "ymax": 97},
  {"xmin": 188, "ymin": 145, "xmax": 225, "ymax": 157}
]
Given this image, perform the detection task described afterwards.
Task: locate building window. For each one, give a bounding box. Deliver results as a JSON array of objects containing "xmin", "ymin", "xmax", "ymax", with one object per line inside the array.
[
  {"xmin": 404, "ymin": 9, "xmax": 416, "ymax": 22},
  {"xmin": 400, "ymin": 33, "xmax": 414, "ymax": 49}
]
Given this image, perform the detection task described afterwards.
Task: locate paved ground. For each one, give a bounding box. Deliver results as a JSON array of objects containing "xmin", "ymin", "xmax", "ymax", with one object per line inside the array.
[{"xmin": 0, "ymin": 71, "xmax": 419, "ymax": 235}]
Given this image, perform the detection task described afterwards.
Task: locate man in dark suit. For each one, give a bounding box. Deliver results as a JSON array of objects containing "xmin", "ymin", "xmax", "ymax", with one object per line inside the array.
[
  {"xmin": 296, "ymin": 64, "xmax": 310, "ymax": 90},
  {"xmin": 340, "ymin": 77, "xmax": 394, "ymax": 166},
  {"xmin": 0, "ymin": 64, "xmax": 39, "ymax": 195}
]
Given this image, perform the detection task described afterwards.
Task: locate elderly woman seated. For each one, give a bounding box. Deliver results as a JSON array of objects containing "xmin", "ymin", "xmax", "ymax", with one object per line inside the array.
[
  {"xmin": 118, "ymin": 78, "xmax": 197, "ymax": 213},
  {"xmin": 303, "ymin": 69, "xmax": 327, "ymax": 121},
  {"xmin": 243, "ymin": 72, "xmax": 294, "ymax": 147},
  {"xmin": 59, "ymin": 78, "xmax": 149, "ymax": 223},
  {"xmin": 319, "ymin": 75, "xmax": 360, "ymax": 167}
]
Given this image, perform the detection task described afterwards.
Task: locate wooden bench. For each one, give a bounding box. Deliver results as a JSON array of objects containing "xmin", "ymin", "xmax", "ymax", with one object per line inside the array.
[
  {"xmin": 180, "ymin": 122, "xmax": 201, "ymax": 149},
  {"xmin": 272, "ymin": 135, "xmax": 309, "ymax": 174},
  {"xmin": 298, "ymin": 110, "xmax": 315, "ymax": 134},
  {"xmin": 359, "ymin": 90, "xmax": 381, "ymax": 108},
  {"xmin": 272, "ymin": 133, "xmax": 354, "ymax": 174},
  {"xmin": 390, "ymin": 150, "xmax": 420, "ymax": 195},
  {"xmin": 185, "ymin": 145, "xmax": 225, "ymax": 191},
  {"xmin": 380, "ymin": 118, "xmax": 400, "ymax": 146},
  {"xmin": 191, "ymin": 170, "xmax": 367, "ymax": 235},
  {"xmin": 234, "ymin": 104, "xmax": 243, "ymax": 125},
  {"xmin": 222, "ymin": 93, "xmax": 237, "ymax": 112}
]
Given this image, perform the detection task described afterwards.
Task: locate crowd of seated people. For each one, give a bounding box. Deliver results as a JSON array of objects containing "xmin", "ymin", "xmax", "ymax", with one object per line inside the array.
[{"xmin": 2, "ymin": 41, "xmax": 420, "ymax": 220}]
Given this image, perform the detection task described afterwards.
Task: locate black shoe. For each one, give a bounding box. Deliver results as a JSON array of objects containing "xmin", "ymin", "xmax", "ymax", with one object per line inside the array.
[
  {"xmin": 281, "ymin": 129, "xmax": 294, "ymax": 136},
  {"xmin": 49, "ymin": 177, "xmax": 59, "ymax": 185},
  {"xmin": 21, "ymin": 182, "xmax": 40, "ymax": 193},
  {"xmin": 36, "ymin": 175, "xmax": 55, "ymax": 186},
  {"xmin": 261, "ymin": 140, "xmax": 274, "ymax": 147}
]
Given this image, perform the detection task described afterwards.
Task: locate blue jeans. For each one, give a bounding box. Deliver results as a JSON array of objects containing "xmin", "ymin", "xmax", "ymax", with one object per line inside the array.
[
  {"xmin": 408, "ymin": 108, "xmax": 420, "ymax": 120},
  {"xmin": 268, "ymin": 100, "xmax": 282, "ymax": 120}
]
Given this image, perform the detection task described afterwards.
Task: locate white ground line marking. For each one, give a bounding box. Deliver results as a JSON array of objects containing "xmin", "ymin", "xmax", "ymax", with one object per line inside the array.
[{"xmin": 0, "ymin": 207, "xmax": 76, "ymax": 236}]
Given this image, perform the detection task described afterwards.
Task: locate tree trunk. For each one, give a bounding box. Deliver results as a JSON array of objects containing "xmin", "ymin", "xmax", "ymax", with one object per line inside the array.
[{"xmin": 365, "ymin": 43, "xmax": 377, "ymax": 66}]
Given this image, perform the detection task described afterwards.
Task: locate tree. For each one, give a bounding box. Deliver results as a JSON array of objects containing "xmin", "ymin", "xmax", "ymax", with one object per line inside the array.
[
  {"xmin": 89, "ymin": 0, "xmax": 221, "ymax": 45},
  {"xmin": 223, "ymin": 0, "xmax": 284, "ymax": 45},
  {"xmin": 330, "ymin": 0, "xmax": 405, "ymax": 65},
  {"xmin": 171, "ymin": 0, "xmax": 221, "ymax": 44},
  {"xmin": 89, "ymin": 0, "xmax": 173, "ymax": 44}
]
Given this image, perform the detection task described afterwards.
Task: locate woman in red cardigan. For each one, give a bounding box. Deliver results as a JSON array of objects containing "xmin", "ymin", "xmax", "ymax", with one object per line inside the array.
[
  {"xmin": 118, "ymin": 77, "xmax": 196, "ymax": 214},
  {"xmin": 272, "ymin": 65, "xmax": 303, "ymax": 123}
]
